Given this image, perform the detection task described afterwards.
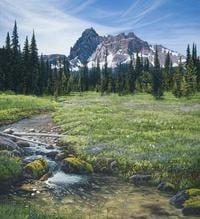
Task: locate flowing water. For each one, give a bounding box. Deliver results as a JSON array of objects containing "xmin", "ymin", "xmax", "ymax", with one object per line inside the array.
[{"xmin": 0, "ymin": 114, "xmax": 189, "ymax": 218}]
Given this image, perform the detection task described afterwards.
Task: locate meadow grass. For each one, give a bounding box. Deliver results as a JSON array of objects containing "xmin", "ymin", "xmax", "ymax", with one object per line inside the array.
[
  {"xmin": 54, "ymin": 92, "xmax": 200, "ymax": 189},
  {"xmin": 0, "ymin": 93, "xmax": 55, "ymax": 124}
]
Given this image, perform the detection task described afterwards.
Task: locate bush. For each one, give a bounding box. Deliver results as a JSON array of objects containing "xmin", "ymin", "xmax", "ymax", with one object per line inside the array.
[{"xmin": 0, "ymin": 155, "xmax": 22, "ymax": 181}]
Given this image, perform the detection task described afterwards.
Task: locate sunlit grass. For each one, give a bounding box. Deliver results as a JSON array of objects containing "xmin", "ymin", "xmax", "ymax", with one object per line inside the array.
[
  {"xmin": 0, "ymin": 93, "xmax": 55, "ymax": 124},
  {"xmin": 54, "ymin": 92, "xmax": 200, "ymax": 189}
]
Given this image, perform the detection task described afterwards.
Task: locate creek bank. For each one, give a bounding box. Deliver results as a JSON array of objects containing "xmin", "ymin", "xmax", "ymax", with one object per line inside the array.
[{"xmin": 0, "ymin": 114, "xmax": 199, "ymax": 217}]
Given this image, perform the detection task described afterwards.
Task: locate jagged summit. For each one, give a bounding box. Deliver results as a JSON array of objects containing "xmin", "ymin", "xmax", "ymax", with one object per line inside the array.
[
  {"xmin": 68, "ymin": 28, "xmax": 102, "ymax": 65},
  {"xmin": 68, "ymin": 28, "xmax": 183, "ymax": 70}
]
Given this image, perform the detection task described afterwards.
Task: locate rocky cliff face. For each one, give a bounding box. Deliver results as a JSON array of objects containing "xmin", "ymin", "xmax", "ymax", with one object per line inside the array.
[
  {"xmin": 69, "ymin": 29, "xmax": 184, "ymax": 70},
  {"xmin": 68, "ymin": 28, "xmax": 103, "ymax": 65}
]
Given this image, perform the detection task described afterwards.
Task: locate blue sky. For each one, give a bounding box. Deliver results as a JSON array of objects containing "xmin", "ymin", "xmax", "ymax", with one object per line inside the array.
[{"xmin": 0, "ymin": 0, "xmax": 199, "ymax": 55}]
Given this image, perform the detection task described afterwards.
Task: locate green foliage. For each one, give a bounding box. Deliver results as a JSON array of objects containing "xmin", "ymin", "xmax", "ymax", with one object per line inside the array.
[
  {"xmin": 0, "ymin": 156, "xmax": 22, "ymax": 181},
  {"xmin": 0, "ymin": 203, "xmax": 67, "ymax": 219}
]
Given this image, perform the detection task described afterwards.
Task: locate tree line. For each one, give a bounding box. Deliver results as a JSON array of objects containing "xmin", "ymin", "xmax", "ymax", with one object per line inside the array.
[
  {"xmin": 0, "ymin": 21, "xmax": 199, "ymax": 99},
  {"xmin": 0, "ymin": 21, "xmax": 71, "ymax": 96},
  {"xmin": 76, "ymin": 44, "xmax": 200, "ymax": 99}
]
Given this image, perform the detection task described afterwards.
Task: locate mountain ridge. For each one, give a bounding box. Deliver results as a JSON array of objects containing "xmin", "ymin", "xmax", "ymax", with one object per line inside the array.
[{"xmin": 68, "ymin": 28, "xmax": 184, "ymax": 71}]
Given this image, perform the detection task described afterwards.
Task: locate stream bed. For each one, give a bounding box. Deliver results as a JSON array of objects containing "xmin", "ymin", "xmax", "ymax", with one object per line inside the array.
[{"xmin": 0, "ymin": 114, "xmax": 188, "ymax": 218}]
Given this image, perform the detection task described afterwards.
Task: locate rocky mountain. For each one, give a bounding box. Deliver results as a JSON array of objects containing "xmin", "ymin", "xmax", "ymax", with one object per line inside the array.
[
  {"xmin": 69, "ymin": 29, "xmax": 184, "ymax": 70},
  {"xmin": 68, "ymin": 28, "xmax": 103, "ymax": 70}
]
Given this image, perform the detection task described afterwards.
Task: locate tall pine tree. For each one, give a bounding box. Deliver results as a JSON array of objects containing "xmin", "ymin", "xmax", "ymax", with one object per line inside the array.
[{"xmin": 152, "ymin": 46, "xmax": 163, "ymax": 99}]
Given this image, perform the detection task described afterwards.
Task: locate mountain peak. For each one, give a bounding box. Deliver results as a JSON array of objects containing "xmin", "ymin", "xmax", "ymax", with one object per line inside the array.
[
  {"xmin": 82, "ymin": 27, "xmax": 98, "ymax": 37},
  {"xmin": 69, "ymin": 28, "xmax": 182, "ymax": 70},
  {"xmin": 68, "ymin": 28, "xmax": 102, "ymax": 64}
]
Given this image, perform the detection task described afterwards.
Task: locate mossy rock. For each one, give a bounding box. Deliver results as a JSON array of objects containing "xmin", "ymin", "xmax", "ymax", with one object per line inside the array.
[
  {"xmin": 187, "ymin": 188, "xmax": 200, "ymax": 196},
  {"xmin": 183, "ymin": 196, "xmax": 200, "ymax": 216},
  {"xmin": 61, "ymin": 156, "xmax": 93, "ymax": 174},
  {"xmin": 170, "ymin": 188, "xmax": 200, "ymax": 210},
  {"xmin": 24, "ymin": 159, "xmax": 48, "ymax": 179}
]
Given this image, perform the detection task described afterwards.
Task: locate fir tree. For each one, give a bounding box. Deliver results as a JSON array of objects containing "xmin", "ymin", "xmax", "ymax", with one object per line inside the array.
[
  {"xmin": 152, "ymin": 46, "xmax": 164, "ymax": 99},
  {"xmin": 100, "ymin": 49, "xmax": 108, "ymax": 95},
  {"xmin": 11, "ymin": 21, "xmax": 21, "ymax": 92},
  {"xmin": 173, "ymin": 59, "xmax": 183, "ymax": 98},
  {"xmin": 30, "ymin": 31, "xmax": 39, "ymax": 94},
  {"xmin": 184, "ymin": 58, "xmax": 197, "ymax": 97},
  {"xmin": 186, "ymin": 44, "xmax": 191, "ymax": 67},
  {"xmin": 0, "ymin": 48, "xmax": 5, "ymax": 91},
  {"xmin": 126, "ymin": 59, "xmax": 135, "ymax": 93},
  {"xmin": 4, "ymin": 33, "xmax": 12, "ymax": 90},
  {"xmin": 22, "ymin": 36, "xmax": 30, "ymax": 94},
  {"xmin": 163, "ymin": 52, "xmax": 173, "ymax": 90}
]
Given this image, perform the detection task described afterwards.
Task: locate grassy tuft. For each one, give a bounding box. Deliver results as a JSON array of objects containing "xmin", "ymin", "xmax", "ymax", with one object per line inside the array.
[{"xmin": 0, "ymin": 93, "xmax": 55, "ymax": 124}]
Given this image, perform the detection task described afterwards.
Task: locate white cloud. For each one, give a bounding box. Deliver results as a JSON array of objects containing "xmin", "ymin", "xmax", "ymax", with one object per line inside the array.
[{"xmin": 0, "ymin": 0, "xmax": 121, "ymax": 54}]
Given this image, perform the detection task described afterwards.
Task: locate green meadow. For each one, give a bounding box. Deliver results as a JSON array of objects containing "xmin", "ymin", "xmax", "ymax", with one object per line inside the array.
[
  {"xmin": 0, "ymin": 93, "xmax": 55, "ymax": 124},
  {"xmin": 54, "ymin": 92, "xmax": 200, "ymax": 189}
]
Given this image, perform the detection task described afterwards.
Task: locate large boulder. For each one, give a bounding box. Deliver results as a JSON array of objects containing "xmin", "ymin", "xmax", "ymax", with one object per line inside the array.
[
  {"xmin": 24, "ymin": 159, "xmax": 48, "ymax": 179},
  {"xmin": 61, "ymin": 156, "xmax": 93, "ymax": 174},
  {"xmin": 170, "ymin": 188, "xmax": 200, "ymax": 216},
  {"xmin": 0, "ymin": 136, "xmax": 23, "ymax": 156},
  {"xmin": 183, "ymin": 197, "xmax": 200, "ymax": 216},
  {"xmin": 0, "ymin": 136, "xmax": 20, "ymax": 151}
]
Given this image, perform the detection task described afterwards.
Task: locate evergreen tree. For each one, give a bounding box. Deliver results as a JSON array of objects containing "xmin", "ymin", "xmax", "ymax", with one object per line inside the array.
[
  {"xmin": 38, "ymin": 54, "xmax": 46, "ymax": 95},
  {"xmin": 22, "ymin": 36, "xmax": 31, "ymax": 94},
  {"xmin": 100, "ymin": 49, "xmax": 108, "ymax": 95},
  {"xmin": 30, "ymin": 31, "xmax": 39, "ymax": 94},
  {"xmin": 4, "ymin": 33, "xmax": 12, "ymax": 90},
  {"xmin": 135, "ymin": 52, "xmax": 142, "ymax": 89},
  {"xmin": 192, "ymin": 43, "xmax": 197, "ymax": 65},
  {"xmin": 197, "ymin": 58, "xmax": 200, "ymax": 91},
  {"xmin": 126, "ymin": 59, "xmax": 135, "ymax": 93},
  {"xmin": 152, "ymin": 46, "xmax": 164, "ymax": 99},
  {"xmin": 163, "ymin": 52, "xmax": 173, "ymax": 90},
  {"xmin": 173, "ymin": 59, "xmax": 183, "ymax": 98},
  {"xmin": 0, "ymin": 48, "xmax": 5, "ymax": 91},
  {"xmin": 183, "ymin": 58, "xmax": 197, "ymax": 97},
  {"xmin": 186, "ymin": 44, "xmax": 191, "ymax": 67},
  {"xmin": 116, "ymin": 63, "xmax": 123, "ymax": 95},
  {"xmin": 63, "ymin": 57, "xmax": 71, "ymax": 94},
  {"xmin": 11, "ymin": 21, "xmax": 21, "ymax": 92}
]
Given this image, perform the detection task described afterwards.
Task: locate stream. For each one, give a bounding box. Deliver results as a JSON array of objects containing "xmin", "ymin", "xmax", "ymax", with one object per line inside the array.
[{"xmin": 0, "ymin": 114, "xmax": 188, "ymax": 218}]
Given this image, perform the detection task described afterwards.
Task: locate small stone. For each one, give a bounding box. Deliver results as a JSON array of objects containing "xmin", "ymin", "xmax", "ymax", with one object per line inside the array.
[
  {"xmin": 55, "ymin": 152, "xmax": 66, "ymax": 161},
  {"xmin": 46, "ymin": 145, "xmax": 54, "ymax": 150},
  {"xmin": 130, "ymin": 174, "xmax": 152, "ymax": 184},
  {"xmin": 36, "ymin": 190, "xmax": 40, "ymax": 194},
  {"xmin": 158, "ymin": 182, "xmax": 176, "ymax": 193},
  {"xmin": 46, "ymin": 151, "xmax": 59, "ymax": 159},
  {"xmin": 3, "ymin": 128, "xmax": 14, "ymax": 134},
  {"xmin": 29, "ymin": 128, "xmax": 35, "ymax": 132},
  {"xmin": 31, "ymin": 193, "xmax": 35, "ymax": 196}
]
